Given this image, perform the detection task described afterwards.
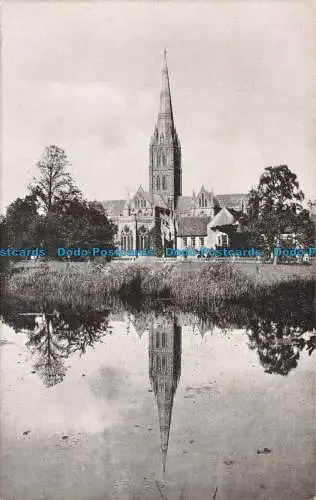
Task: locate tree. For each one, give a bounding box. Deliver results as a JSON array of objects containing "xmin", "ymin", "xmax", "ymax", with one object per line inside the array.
[
  {"xmin": 244, "ymin": 165, "xmax": 312, "ymax": 259},
  {"xmin": 3, "ymin": 145, "xmax": 117, "ymax": 258},
  {"xmin": 1, "ymin": 194, "xmax": 42, "ymax": 250},
  {"xmin": 27, "ymin": 145, "xmax": 83, "ymax": 255},
  {"xmin": 29, "ymin": 145, "xmax": 81, "ymax": 214},
  {"xmin": 57, "ymin": 199, "xmax": 117, "ymax": 251}
]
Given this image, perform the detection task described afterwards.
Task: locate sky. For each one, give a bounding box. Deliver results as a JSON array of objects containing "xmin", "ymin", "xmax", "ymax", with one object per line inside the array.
[{"xmin": 2, "ymin": 1, "xmax": 315, "ymax": 211}]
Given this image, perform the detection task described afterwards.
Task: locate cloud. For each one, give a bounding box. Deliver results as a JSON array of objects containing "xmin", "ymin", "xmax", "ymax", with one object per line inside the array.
[{"xmin": 2, "ymin": 1, "xmax": 315, "ymax": 210}]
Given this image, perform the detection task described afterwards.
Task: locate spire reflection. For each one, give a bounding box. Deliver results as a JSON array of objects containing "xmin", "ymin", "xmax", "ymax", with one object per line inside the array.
[{"xmin": 148, "ymin": 314, "xmax": 182, "ymax": 475}]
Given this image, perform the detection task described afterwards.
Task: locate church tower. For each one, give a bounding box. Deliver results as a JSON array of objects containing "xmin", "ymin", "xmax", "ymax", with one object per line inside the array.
[{"xmin": 149, "ymin": 50, "xmax": 182, "ymax": 210}]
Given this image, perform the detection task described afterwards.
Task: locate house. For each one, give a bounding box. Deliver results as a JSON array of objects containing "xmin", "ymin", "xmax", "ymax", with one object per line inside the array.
[
  {"xmin": 207, "ymin": 207, "xmax": 246, "ymax": 248},
  {"xmin": 176, "ymin": 216, "xmax": 210, "ymax": 251}
]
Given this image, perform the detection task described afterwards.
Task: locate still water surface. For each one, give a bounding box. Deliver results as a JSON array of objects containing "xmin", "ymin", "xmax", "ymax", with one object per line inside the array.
[{"xmin": 1, "ymin": 306, "xmax": 315, "ymax": 500}]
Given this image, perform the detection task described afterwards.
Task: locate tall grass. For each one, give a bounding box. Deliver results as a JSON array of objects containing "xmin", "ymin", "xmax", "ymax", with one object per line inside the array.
[{"xmin": 4, "ymin": 260, "xmax": 315, "ymax": 313}]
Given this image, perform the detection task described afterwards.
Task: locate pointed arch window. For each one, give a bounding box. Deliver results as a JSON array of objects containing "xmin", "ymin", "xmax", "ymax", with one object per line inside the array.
[
  {"xmin": 137, "ymin": 226, "xmax": 148, "ymax": 250},
  {"xmin": 156, "ymin": 176, "xmax": 161, "ymax": 190},
  {"xmin": 162, "ymin": 175, "xmax": 167, "ymax": 190},
  {"xmin": 161, "ymin": 355, "xmax": 166, "ymax": 371},
  {"xmin": 161, "ymin": 331, "xmax": 166, "ymax": 347},
  {"xmin": 121, "ymin": 227, "xmax": 133, "ymax": 252},
  {"xmin": 199, "ymin": 193, "xmax": 207, "ymax": 208},
  {"xmin": 162, "ymin": 152, "xmax": 167, "ymax": 167}
]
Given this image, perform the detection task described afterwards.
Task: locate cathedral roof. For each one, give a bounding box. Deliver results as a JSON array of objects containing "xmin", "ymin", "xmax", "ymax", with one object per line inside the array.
[
  {"xmin": 215, "ymin": 193, "xmax": 248, "ymax": 211},
  {"xmin": 134, "ymin": 185, "xmax": 151, "ymax": 202},
  {"xmin": 175, "ymin": 196, "xmax": 193, "ymax": 215},
  {"xmin": 177, "ymin": 216, "xmax": 211, "ymax": 236},
  {"xmin": 100, "ymin": 199, "xmax": 126, "ymax": 217},
  {"xmin": 100, "ymin": 190, "xmax": 170, "ymax": 217},
  {"xmin": 176, "ymin": 192, "xmax": 248, "ymax": 216}
]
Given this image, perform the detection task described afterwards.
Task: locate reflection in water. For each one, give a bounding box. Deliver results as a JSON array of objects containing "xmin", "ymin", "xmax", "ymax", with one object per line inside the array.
[
  {"xmin": 148, "ymin": 314, "xmax": 181, "ymax": 474},
  {"xmin": 26, "ymin": 314, "xmax": 69, "ymax": 387},
  {"xmin": 2, "ymin": 307, "xmax": 112, "ymax": 387},
  {"xmin": 246, "ymin": 318, "xmax": 306, "ymax": 376},
  {"xmin": 243, "ymin": 297, "xmax": 315, "ymax": 375},
  {"xmin": 1, "ymin": 296, "xmax": 314, "ymax": 386},
  {"xmin": 1, "ymin": 294, "xmax": 315, "ymax": 476}
]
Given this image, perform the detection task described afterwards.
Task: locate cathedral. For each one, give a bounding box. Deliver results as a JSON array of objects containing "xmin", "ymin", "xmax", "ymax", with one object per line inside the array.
[{"xmin": 101, "ymin": 51, "xmax": 248, "ymax": 255}]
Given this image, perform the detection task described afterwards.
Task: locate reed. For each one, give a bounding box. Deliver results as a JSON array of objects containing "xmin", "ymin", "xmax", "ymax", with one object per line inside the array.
[{"xmin": 4, "ymin": 260, "xmax": 315, "ymax": 313}]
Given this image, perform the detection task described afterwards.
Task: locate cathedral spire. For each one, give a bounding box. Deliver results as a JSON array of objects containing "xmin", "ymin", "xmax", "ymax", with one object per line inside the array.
[
  {"xmin": 149, "ymin": 50, "xmax": 182, "ymax": 206},
  {"xmin": 158, "ymin": 49, "xmax": 174, "ymax": 135}
]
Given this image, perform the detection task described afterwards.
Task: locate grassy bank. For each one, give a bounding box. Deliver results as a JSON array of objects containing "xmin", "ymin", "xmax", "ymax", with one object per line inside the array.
[{"xmin": 3, "ymin": 260, "xmax": 315, "ymax": 312}]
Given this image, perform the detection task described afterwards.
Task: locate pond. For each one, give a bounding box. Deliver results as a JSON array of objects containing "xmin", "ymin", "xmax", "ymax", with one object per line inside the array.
[{"xmin": 0, "ymin": 299, "xmax": 315, "ymax": 500}]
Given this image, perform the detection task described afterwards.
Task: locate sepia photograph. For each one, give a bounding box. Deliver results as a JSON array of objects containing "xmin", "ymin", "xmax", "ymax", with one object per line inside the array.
[{"xmin": 0, "ymin": 1, "xmax": 315, "ymax": 499}]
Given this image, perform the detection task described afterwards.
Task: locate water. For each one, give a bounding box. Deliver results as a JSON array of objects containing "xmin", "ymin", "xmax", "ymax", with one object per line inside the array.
[{"xmin": 0, "ymin": 302, "xmax": 315, "ymax": 500}]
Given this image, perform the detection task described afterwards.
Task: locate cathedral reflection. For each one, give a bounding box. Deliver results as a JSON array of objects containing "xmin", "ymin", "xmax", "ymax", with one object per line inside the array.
[{"xmin": 148, "ymin": 314, "xmax": 182, "ymax": 474}]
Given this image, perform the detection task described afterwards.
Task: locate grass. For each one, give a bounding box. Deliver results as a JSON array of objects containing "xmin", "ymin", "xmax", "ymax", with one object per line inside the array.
[{"xmin": 3, "ymin": 259, "xmax": 315, "ymax": 313}]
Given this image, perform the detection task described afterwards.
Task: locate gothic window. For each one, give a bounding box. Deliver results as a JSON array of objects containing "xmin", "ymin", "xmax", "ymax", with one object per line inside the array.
[
  {"xmin": 121, "ymin": 232, "xmax": 126, "ymax": 251},
  {"xmin": 121, "ymin": 227, "xmax": 133, "ymax": 252},
  {"xmin": 157, "ymin": 150, "xmax": 161, "ymax": 166},
  {"xmin": 128, "ymin": 234, "xmax": 133, "ymax": 251},
  {"xmin": 162, "ymin": 152, "xmax": 167, "ymax": 167},
  {"xmin": 156, "ymin": 332, "xmax": 160, "ymax": 348},
  {"xmin": 162, "ymin": 175, "xmax": 167, "ymax": 190},
  {"xmin": 161, "ymin": 356, "xmax": 166, "ymax": 371},
  {"xmin": 135, "ymin": 199, "xmax": 139, "ymax": 209},
  {"xmin": 199, "ymin": 193, "xmax": 207, "ymax": 208},
  {"xmin": 137, "ymin": 227, "xmax": 148, "ymax": 250},
  {"xmin": 156, "ymin": 355, "xmax": 161, "ymax": 370},
  {"xmin": 160, "ymin": 133, "xmax": 164, "ymax": 144},
  {"xmin": 161, "ymin": 332, "xmax": 166, "ymax": 347},
  {"xmin": 156, "ymin": 176, "xmax": 161, "ymax": 190}
]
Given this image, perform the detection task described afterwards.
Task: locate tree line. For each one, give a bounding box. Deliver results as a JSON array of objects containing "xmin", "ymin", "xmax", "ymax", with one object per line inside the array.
[{"xmin": 1, "ymin": 145, "xmax": 314, "ymax": 263}]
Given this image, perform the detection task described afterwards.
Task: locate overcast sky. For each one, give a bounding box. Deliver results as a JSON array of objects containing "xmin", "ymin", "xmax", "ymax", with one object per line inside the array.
[{"xmin": 2, "ymin": 1, "xmax": 315, "ymax": 211}]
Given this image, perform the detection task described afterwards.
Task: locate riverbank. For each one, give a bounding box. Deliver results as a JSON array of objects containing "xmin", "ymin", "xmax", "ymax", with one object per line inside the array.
[{"xmin": 3, "ymin": 260, "xmax": 315, "ymax": 313}]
